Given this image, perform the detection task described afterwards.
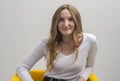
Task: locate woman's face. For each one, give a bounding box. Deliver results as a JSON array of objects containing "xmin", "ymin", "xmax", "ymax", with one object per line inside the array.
[{"xmin": 58, "ymin": 9, "xmax": 75, "ymax": 37}]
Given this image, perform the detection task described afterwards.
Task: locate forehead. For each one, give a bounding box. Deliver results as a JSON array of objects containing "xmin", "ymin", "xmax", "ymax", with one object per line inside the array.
[{"xmin": 60, "ymin": 9, "xmax": 72, "ymax": 17}]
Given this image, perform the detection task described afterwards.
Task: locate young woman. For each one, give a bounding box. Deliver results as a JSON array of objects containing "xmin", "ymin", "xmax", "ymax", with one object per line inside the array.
[{"xmin": 16, "ymin": 4, "xmax": 98, "ymax": 81}]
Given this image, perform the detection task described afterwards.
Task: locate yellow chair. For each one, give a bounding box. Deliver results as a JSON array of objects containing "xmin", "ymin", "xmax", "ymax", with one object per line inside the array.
[
  {"xmin": 87, "ymin": 73, "xmax": 99, "ymax": 81},
  {"xmin": 10, "ymin": 70, "xmax": 99, "ymax": 81}
]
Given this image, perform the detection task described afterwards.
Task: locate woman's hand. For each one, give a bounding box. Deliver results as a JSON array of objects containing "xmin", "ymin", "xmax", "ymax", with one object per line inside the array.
[{"xmin": 77, "ymin": 77, "xmax": 86, "ymax": 81}]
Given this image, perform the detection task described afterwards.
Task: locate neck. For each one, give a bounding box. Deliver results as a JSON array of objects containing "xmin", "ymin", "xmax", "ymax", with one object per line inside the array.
[{"xmin": 62, "ymin": 35, "xmax": 73, "ymax": 44}]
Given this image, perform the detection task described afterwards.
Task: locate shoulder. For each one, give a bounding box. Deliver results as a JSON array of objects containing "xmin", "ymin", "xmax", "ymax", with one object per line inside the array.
[
  {"xmin": 37, "ymin": 36, "xmax": 49, "ymax": 46},
  {"xmin": 83, "ymin": 33, "xmax": 98, "ymax": 51},
  {"xmin": 83, "ymin": 33, "xmax": 97, "ymax": 43},
  {"xmin": 41, "ymin": 35, "xmax": 49, "ymax": 42}
]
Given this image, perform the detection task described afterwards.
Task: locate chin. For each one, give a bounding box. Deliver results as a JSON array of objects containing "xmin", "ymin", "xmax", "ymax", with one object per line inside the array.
[{"xmin": 62, "ymin": 33, "xmax": 73, "ymax": 36}]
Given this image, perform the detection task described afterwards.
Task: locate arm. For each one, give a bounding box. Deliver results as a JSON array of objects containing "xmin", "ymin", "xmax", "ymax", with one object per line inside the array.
[
  {"xmin": 16, "ymin": 37, "xmax": 48, "ymax": 81},
  {"xmin": 78, "ymin": 34, "xmax": 98, "ymax": 81}
]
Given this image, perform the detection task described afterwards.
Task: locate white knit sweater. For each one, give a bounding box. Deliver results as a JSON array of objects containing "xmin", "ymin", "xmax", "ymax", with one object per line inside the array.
[{"xmin": 16, "ymin": 33, "xmax": 98, "ymax": 81}]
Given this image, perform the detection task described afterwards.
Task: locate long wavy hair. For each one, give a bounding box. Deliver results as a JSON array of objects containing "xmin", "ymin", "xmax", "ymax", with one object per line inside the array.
[{"xmin": 46, "ymin": 4, "xmax": 83, "ymax": 71}]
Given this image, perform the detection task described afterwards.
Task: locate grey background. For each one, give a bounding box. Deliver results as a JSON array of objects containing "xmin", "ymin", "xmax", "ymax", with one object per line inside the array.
[{"xmin": 0, "ymin": 0, "xmax": 120, "ymax": 81}]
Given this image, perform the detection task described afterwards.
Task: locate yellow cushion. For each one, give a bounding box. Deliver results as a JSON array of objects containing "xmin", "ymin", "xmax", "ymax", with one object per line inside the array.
[
  {"xmin": 10, "ymin": 70, "xmax": 45, "ymax": 81},
  {"xmin": 88, "ymin": 73, "xmax": 99, "ymax": 81},
  {"xmin": 10, "ymin": 70, "xmax": 99, "ymax": 81}
]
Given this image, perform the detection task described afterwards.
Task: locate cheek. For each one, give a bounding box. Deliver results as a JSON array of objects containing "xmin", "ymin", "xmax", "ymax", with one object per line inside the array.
[
  {"xmin": 71, "ymin": 21, "xmax": 75, "ymax": 27},
  {"xmin": 57, "ymin": 24, "xmax": 62, "ymax": 33},
  {"xmin": 58, "ymin": 22, "xmax": 63, "ymax": 27},
  {"xmin": 71, "ymin": 22, "xmax": 75, "ymax": 30},
  {"xmin": 58, "ymin": 22, "xmax": 63, "ymax": 30}
]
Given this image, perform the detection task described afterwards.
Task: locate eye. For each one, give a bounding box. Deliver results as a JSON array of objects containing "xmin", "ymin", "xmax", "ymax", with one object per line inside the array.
[
  {"xmin": 68, "ymin": 17, "xmax": 74, "ymax": 21},
  {"xmin": 59, "ymin": 18, "xmax": 64, "ymax": 22}
]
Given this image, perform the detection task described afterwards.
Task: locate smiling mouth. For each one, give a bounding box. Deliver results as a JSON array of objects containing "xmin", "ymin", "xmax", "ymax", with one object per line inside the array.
[
  {"xmin": 63, "ymin": 27, "xmax": 71, "ymax": 30},
  {"xmin": 63, "ymin": 29, "xmax": 70, "ymax": 31}
]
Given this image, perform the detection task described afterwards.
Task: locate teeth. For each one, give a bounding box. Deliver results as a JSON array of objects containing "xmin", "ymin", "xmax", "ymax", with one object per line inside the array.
[
  {"xmin": 63, "ymin": 27, "xmax": 70, "ymax": 30},
  {"xmin": 63, "ymin": 28, "xmax": 69, "ymax": 30}
]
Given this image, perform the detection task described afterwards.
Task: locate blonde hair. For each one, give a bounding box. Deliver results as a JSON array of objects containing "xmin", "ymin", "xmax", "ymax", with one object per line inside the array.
[{"xmin": 47, "ymin": 4, "xmax": 83, "ymax": 71}]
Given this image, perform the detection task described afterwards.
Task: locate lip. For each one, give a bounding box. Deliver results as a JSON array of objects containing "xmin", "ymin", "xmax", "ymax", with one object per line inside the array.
[
  {"xmin": 63, "ymin": 28, "xmax": 71, "ymax": 31},
  {"xmin": 62, "ymin": 27, "xmax": 71, "ymax": 30}
]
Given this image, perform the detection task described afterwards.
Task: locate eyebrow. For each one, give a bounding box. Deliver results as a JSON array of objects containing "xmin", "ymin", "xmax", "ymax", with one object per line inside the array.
[{"xmin": 59, "ymin": 16, "xmax": 73, "ymax": 18}]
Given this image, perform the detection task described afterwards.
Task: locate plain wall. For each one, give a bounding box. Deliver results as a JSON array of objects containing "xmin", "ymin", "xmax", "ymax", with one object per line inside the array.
[{"xmin": 0, "ymin": 0, "xmax": 120, "ymax": 81}]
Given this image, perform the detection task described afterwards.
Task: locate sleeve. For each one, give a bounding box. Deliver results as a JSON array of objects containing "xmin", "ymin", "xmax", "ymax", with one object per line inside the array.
[
  {"xmin": 80, "ymin": 34, "xmax": 98, "ymax": 80},
  {"xmin": 16, "ymin": 37, "xmax": 48, "ymax": 81}
]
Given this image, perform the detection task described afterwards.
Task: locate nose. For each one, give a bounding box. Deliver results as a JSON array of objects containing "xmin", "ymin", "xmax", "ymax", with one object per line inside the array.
[{"xmin": 64, "ymin": 20, "xmax": 69, "ymax": 27}]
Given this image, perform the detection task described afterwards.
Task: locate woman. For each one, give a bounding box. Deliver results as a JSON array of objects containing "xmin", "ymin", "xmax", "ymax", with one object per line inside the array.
[{"xmin": 16, "ymin": 4, "xmax": 98, "ymax": 81}]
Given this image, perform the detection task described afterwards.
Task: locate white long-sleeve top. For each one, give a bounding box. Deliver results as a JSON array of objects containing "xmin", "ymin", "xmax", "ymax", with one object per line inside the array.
[{"xmin": 16, "ymin": 33, "xmax": 98, "ymax": 81}]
